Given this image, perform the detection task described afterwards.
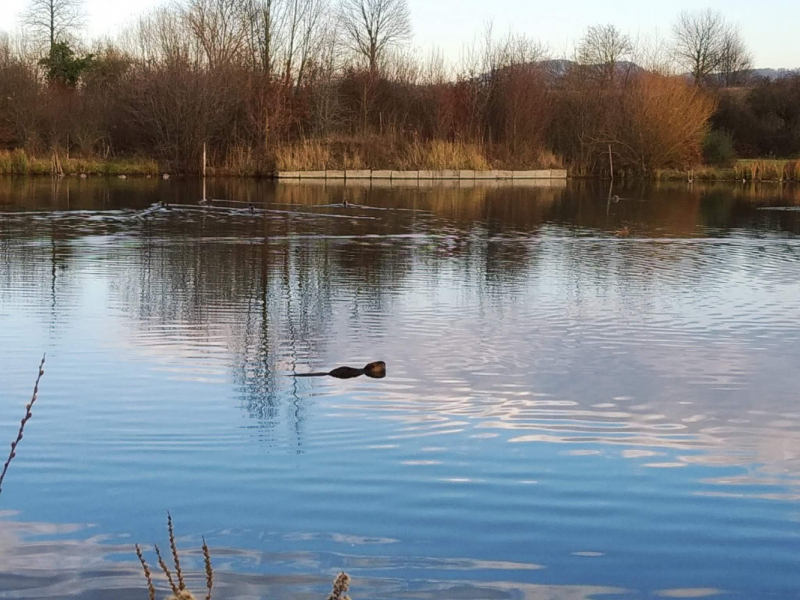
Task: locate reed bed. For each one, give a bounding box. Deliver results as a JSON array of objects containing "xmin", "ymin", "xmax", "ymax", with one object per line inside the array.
[
  {"xmin": 0, "ymin": 150, "xmax": 160, "ymax": 176},
  {"xmin": 655, "ymin": 160, "xmax": 800, "ymax": 182},
  {"xmin": 733, "ymin": 159, "xmax": 800, "ymax": 181},
  {"xmin": 275, "ymin": 140, "xmax": 332, "ymax": 171},
  {"xmin": 271, "ymin": 137, "xmax": 558, "ymax": 171},
  {"xmin": 401, "ymin": 139, "xmax": 489, "ymax": 170},
  {"xmin": 0, "ymin": 354, "xmax": 45, "ymax": 495}
]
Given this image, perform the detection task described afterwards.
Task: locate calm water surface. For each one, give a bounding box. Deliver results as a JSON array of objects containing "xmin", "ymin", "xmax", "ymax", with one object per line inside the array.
[{"xmin": 1, "ymin": 177, "xmax": 800, "ymax": 599}]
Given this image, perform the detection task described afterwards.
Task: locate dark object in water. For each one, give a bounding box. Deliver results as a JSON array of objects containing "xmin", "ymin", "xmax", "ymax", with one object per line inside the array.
[{"xmin": 296, "ymin": 361, "xmax": 386, "ymax": 379}]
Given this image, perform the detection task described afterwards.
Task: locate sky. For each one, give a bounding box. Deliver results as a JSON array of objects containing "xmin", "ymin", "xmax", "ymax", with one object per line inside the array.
[{"xmin": 1, "ymin": 0, "xmax": 798, "ymax": 69}]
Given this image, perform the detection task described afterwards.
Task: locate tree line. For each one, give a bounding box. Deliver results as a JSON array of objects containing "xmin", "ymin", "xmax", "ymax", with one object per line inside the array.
[{"xmin": 0, "ymin": 0, "xmax": 797, "ymax": 175}]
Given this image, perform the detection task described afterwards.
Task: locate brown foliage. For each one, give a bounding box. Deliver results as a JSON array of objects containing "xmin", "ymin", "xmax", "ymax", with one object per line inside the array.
[
  {"xmin": 0, "ymin": 4, "xmax": 725, "ymax": 174},
  {"xmin": 614, "ymin": 73, "xmax": 717, "ymax": 171}
]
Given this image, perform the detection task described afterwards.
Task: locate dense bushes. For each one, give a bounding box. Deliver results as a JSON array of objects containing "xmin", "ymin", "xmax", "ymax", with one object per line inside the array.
[
  {"xmin": 711, "ymin": 75, "xmax": 800, "ymax": 159},
  {"xmin": 0, "ymin": 2, "xmax": 746, "ymax": 175},
  {"xmin": 703, "ymin": 130, "xmax": 737, "ymax": 166}
]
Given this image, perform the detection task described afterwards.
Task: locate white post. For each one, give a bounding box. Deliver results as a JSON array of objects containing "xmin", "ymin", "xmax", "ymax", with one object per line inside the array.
[{"xmin": 202, "ymin": 142, "xmax": 207, "ymax": 202}]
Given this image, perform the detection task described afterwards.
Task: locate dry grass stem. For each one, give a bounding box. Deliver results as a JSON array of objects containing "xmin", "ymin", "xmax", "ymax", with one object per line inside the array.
[
  {"xmin": 155, "ymin": 544, "xmax": 180, "ymax": 594},
  {"xmin": 168, "ymin": 512, "xmax": 186, "ymax": 590},
  {"xmin": 0, "ymin": 354, "xmax": 46, "ymax": 495},
  {"xmin": 202, "ymin": 537, "xmax": 213, "ymax": 600},
  {"xmin": 135, "ymin": 544, "xmax": 156, "ymax": 600}
]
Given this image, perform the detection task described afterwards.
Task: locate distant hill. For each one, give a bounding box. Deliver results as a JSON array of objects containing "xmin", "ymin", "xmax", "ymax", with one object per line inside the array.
[
  {"xmin": 750, "ymin": 68, "xmax": 799, "ymax": 80},
  {"xmin": 537, "ymin": 59, "xmax": 643, "ymax": 78},
  {"xmin": 501, "ymin": 59, "xmax": 797, "ymax": 83}
]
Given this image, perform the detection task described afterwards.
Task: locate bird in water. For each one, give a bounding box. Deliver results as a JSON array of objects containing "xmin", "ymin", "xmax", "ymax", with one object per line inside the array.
[
  {"xmin": 159, "ymin": 201, "xmax": 170, "ymax": 210},
  {"xmin": 248, "ymin": 203, "xmax": 255, "ymax": 214},
  {"xmin": 343, "ymin": 199, "xmax": 349, "ymax": 208},
  {"xmin": 611, "ymin": 194, "xmax": 620, "ymax": 203},
  {"xmin": 615, "ymin": 226, "xmax": 630, "ymax": 238},
  {"xmin": 295, "ymin": 361, "xmax": 386, "ymax": 380}
]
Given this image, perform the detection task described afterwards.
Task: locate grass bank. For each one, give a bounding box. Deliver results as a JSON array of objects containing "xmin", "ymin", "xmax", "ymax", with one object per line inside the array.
[
  {"xmin": 272, "ymin": 137, "xmax": 562, "ymax": 171},
  {"xmin": 4, "ymin": 148, "xmax": 798, "ymax": 182},
  {"xmin": 656, "ymin": 159, "xmax": 800, "ymax": 182},
  {"xmin": 0, "ymin": 139, "xmax": 564, "ymax": 177},
  {"xmin": 0, "ymin": 150, "xmax": 161, "ymax": 177}
]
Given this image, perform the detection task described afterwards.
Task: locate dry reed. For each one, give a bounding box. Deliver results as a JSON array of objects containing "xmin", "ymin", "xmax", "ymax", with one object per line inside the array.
[
  {"xmin": 136, "ymin": 544, "xmax": 157, "ymax": 600},
  {"xmin": 155, "ymin": 544, "xmax": 180, "ymax": 595},
  {"xmin": 202, "ymin": 537, "xmax": 213, "ymax": 600},
  {"xmin": 167, "ymin": 512, "xmax": 186, "ymax": 591},
  {"xmin": 402, "ymin": 139, "xmax": 489, "ymax": 170},
  {"xmin": 0, "ymin": 354, "xmax": 46, "ymax": 495},
  {"xmin": 0, "ymin": 150, "xmax": 160, "ymax": 176},
  {"xmin": 137, "ymin": 514, "xmax": 214, "ymax": 600},
  {"xmin": 328, "ymin": 572, "xmax": 351, "ymax": 600},
  {"xmin": 733, "ymin": 159, "xmax": 800, "ymax": 181},
  {"xmin": 275, "ymin": 140, "xmax": 331, "ymax": 171}
]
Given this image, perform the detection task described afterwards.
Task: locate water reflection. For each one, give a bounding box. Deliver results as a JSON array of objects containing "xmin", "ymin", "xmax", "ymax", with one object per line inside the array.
[{"xmin": 1, "ymin": 178, "xmax": 800, "ymax": 598}]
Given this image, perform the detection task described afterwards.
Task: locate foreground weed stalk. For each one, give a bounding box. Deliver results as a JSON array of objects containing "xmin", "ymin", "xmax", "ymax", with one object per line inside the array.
[
  {"xmin": 0, "ymin": 354, "xmax": 46, "ymax": 495},
  {"xmin": 202, "ymin": 537, "xmax": 213, "ymax": 600},
  {"xmin": 328, "ymin": 572, "xmax": 351, "ymax": 600},
  {"xmin": 168, "ymin": 512, "xmax": 186, "ymax": 591},
  {"xmin": 136, "ymin": 544, "xmax": 157, "ymax": 600},
  {"xmin": 137, "ymin": 514, "xmax": 214, "ymax": 600}
]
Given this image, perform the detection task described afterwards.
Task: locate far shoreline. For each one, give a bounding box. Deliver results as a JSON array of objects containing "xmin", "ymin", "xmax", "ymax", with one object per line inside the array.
[{"xmin": 0, "ymin": 154, "xmax": 798, "ymax": 183}]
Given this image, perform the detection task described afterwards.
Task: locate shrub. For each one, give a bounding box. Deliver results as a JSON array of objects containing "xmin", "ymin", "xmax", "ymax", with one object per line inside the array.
[
  {"xmin": 703, "ymin": 131, "xmax": 737, "ymax": 166},
  {"xmin": 615, "ymin": 74, "xmax": 717, "ymax": 172}
]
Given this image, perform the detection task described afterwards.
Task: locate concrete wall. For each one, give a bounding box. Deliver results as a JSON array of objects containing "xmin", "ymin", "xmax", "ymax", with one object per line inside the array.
[
  {"xmin": 279, "ymin": 169, "xmax": 567, "ymax": 181},
  {"xmin": 280, "ymin": 177, "xmax": 567, "ymax": 189}
]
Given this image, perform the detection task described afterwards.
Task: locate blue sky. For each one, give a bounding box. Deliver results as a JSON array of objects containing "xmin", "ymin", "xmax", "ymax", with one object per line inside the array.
[{"xmin": 1, "ymin": 0, "xmax": 798, "ymax": 69}]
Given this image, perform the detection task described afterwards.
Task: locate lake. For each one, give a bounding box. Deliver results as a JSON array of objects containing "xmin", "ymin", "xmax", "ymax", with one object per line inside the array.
[{"xmin": 1, "ymin": 177, "xmax": 799, "ymax": 600}]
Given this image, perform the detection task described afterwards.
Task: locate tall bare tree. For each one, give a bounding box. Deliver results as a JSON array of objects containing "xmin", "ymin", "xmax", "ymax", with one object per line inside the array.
[
  {"xmin": 718, "ymin": 26, "xmax": 752, "ymax": 87},
  {"xmin": 338, "ymin": 0, "xmax": 411, "ymax": 74},
  {"xmin": 293, "ymin": 0, "xmax": 329, "ymax": 91},
  {"xmin": 672, "ymin": 9, "xmax": 726, "ymax": 86},
  {"xmin": 183, "ymin": 0, "xmax": 247, "ymax": 69},
  {"xmin": 22, "ymin": 0, "xmax": 85, "ymax": 50},
  {"xmin": 242, "ymin": 0, "xmax": 285, "ymax": 77},
  {"xmin": 577, "ymin": 24, "xmax": 633, "ymax": 84}
]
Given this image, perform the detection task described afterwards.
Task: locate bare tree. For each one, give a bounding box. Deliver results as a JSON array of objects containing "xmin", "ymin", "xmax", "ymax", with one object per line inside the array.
[
  {"xmin": 22, "ymin": 0, "xmax": 85, "ymax": 50},
  {"xmin": 338, "ymin": 0, "xmax": 411, "ymax": 74},
  {"xmin": 293, "ymin": 0, "xmax": 329, "ymax": 91},
  {"xmin": 183, "ymin": 0, "xmax": 248, "ymax": 69},
  {"xmin": 242, "ymin": 0, "xmax": 286, "ymax": 77},
  {"xmin": 632, "ymin": 30, "xmax": 675, "ymax": 76},
  {"xmin": 577, "ymin": 24, "xmax": 633, "ymax": 84},
  {"xmin": 672, "ymin": 9, "xmax": 726, "ymax": 86},
  {"xmin": 718, "ymin": 26, "xmax": 752, "ymax": 87},
  {"xmin": 0, "ymin": 32, "xmax": 10, "ymax": 66}
]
